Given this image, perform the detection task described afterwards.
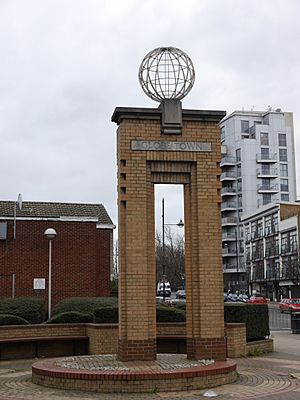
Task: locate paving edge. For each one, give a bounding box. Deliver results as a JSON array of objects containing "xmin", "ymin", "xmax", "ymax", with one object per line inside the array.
[{"xmin": 32, "ymin": 358, "xmax": 237, "ymax": 393}]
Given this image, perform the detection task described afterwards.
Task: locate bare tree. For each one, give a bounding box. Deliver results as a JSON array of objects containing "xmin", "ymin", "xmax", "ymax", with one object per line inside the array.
[{"xmin": 156, "ymin": 227, "xmax": 185, "ymax": 291}]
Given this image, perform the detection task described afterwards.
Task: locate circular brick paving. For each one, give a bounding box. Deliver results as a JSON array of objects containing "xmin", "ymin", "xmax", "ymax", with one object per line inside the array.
[{"xmin": 32, "ymin": 354, "xmax": 237, "ymax": 393}]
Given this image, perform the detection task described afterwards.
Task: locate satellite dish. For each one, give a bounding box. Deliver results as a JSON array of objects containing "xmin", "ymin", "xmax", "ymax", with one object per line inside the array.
[{"xmin": 17, "ymin": 193, "xmax": 22, "ymax": 211}]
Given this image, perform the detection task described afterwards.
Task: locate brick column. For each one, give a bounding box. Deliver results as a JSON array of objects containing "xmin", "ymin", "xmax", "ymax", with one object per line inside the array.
[{"xmin": 113, "ymin": 107, "xmax": 227, "ymax": 362}]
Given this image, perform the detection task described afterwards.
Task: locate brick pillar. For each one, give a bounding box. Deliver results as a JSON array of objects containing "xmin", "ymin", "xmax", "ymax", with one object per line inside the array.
[{"xmin": 113, "ymin": 107, "xmax": 227, "ymax": 362}]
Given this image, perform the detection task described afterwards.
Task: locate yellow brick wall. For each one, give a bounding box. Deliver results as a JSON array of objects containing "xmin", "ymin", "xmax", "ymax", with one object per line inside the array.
[{"xmin": 116, "ymin": 110, "xmax": 225, "ymax": 359}]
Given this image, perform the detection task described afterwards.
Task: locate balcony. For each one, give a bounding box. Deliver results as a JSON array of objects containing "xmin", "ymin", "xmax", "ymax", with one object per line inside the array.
[
  {"xmin": 222, "ymin": 217, "xmax": 238, "ymax": 226},
  {"xmin": 256, "ymin": 152, "xmax": 277, "ymax": 163},
  {"xmin": 257, "ymin": 168, "xmax": 278, "ymax": 178},
  {"xmin": 257, "ymin": 184, "xmax": 279, "ymax": 194},
  {"xmin": 221, "ymin": 187, "xmax": 236, "ymax": 196},
  {"xmin": 220, "ymin": 156, "xmax": 236, "ymax": 167},
  {"xmin": 221, "ymin": 201, "xmax": 237, "ymax": 211},
  {"xmin": 220, "ymin": 171, "xmax": 236, "ymax": 181},
  {"xmin": 223, "ymin": 264, "xmax": 246, "ymax": 273},
  {"xmin": 222, "ymin": 247, "xmax": 237, "ymax": 257},
  {"xmin": 222, "ymin": 232, "xmax": 236, "ymax": 241}
]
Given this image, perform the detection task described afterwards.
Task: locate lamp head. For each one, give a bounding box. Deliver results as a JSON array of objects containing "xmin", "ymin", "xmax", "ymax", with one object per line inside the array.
[{"xmin": 44, "ymin": 228, "xmax": 57, "ymax": 240}]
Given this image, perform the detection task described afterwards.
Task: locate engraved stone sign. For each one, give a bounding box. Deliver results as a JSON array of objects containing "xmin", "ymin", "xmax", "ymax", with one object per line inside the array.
[{"xmin": 131, "ymin": 140, "xmax": 211, "ymax": 152}]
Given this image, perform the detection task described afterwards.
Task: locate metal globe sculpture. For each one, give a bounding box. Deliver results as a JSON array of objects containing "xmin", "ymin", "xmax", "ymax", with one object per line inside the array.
[{"xmin": 138, "ymin": 47, "xmax": 195, "ymax": 102}]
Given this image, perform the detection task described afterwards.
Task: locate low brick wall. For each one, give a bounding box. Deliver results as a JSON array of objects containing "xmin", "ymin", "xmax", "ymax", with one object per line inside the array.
[
  {"xmin": 0, "ymin": 322, "xmax": 273, "ymax": 359},
  {"xmin": 0, "ymin": 324, "xmax": 86, "ymax": 339},
  {"xmin": 86, "ymin": 324, "xmax": 118, "ymax": 354},
  {"xmin": 225, "ymin": 323, "xmax": 247, "ymax": 358},
  {"xmin": 246, "ymin": 339, "xmax": 274, "ymax": 354}
]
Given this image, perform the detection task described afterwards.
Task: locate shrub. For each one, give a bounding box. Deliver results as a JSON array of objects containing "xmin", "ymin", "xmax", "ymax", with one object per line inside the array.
[
  {"xmin": 94, "ymin": 306, "xmax": 118, "ymax": 323},
  {"xmin": 0, "ymin": 298, "xmax": 45, "ymax": 324},
  {"xmin": 110, "ymin": 278, "xmax": 118, "ymax": 297},
  {"xmin": 47, "ymin": 311, "xmax": 94, "ymax": 324},
  {"xmin": 173, "ymin": 301, "xmax": 186, "ymax": 311},
  {"xmin": 156, "ymin": 305, "xmax": 186, "ymax": 322},
  {"xmin": 52, "ymin": 297, "xmax": 118, "ymax": 316},
  {"xmin": 0, "ymin": 314, "xmax": 30, "ymax": 325},
  {"xmin": 224, "ymin": 303, "xmax": 269, "ymax": 340}
]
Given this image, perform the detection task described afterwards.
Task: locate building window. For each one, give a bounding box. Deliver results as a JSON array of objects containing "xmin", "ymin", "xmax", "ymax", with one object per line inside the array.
[
  {"xmin": 281, "ymin": 194, "xmax": 289, "ymax": 201},
  {"xmin": 265, "ymin": 215, "xmax": 272, "ymax": 234},
  {"xmin": 263, "ymin": 193, "xmax": 272, "ymax": 205},
  {"xmin": 220, "ymin": 126, "xmax": 225, "ymax": 141},
  {"xmin": 237, "ymin": 163, "xmax": 242, "ymax": 177},
  {"xmin": 280, "ymin": 164, "xmax": 288, "ymax": 177},
  {"xmin": 279, "ymin": 148, "xmax": 287, "ymax": 162},
  {"xmin": 241, "ymin": 120, "xmax": 249, "ymax": 133},
  {"xmin": 237, "ymin": 179, "xmax": 242, "ymax": 192},
  {"xmin": 281, "ymin": 232, "xmax": 288, "ymax": 254},
  {"xmin": 261, "ymin": 164, "xmax": 270, "ymax": 174},
  {"xmin": 278, "ymin": 133, "xmax": 287, "ymax": 147},
  {"xmin": 260, "ymin": 132, "xmax": 269, "ymax": 145},
  {"xmin": 236, "ymin": 148, "xmax": 241, "ymax": 162},
  {"xmin": 261, "ymin": 147, "xmax": 269, "ymax": 158},
  {"xmin": 258, "ymin": 219, "xmax": 263, "ymax": 237},
  {"xmin": 280, "ymin": 178, "xmax": 289, "ymax": 192},
  {"xmin": 262, "ymin": 178, "xmax": 271, "ymax": 189},
  {"xmin": 290, "ymin": 231, "xmax": 298, "ymax": 253},
  {"xmin": 237, "ymin": 194, "xmax": 243, "ymax": 208}
]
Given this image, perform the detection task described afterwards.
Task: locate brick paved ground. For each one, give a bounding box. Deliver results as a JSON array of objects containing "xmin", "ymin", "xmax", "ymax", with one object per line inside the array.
[{"xmin": 1, "ymin": 331, "xmax": 300, "ymax": 399}]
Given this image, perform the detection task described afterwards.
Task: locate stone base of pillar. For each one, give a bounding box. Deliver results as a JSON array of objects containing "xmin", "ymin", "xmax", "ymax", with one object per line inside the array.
[
  {"xmin": 187, "ymin": 337, "xmax": 227, "ymax": 361},
  {"xmin": 117, "ymin": 338, "xmax": 157, "ymax": 361}
]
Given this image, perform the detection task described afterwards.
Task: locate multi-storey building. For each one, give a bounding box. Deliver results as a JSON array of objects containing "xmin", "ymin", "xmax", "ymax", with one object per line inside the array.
[
  {"xmin": 242, "ymin": 202, "xmax": 300, "ymax": 300},
  {"xmin": 220, "ymin": 109, "xmax": 297, "ymax": 293}
]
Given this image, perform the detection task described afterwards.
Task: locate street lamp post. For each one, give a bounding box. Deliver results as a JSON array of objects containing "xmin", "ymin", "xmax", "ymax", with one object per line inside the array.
[
  {"xmin": 44, "ymin": 228, "xmax": 57, "ymax": 320},
  {"xmin": 161, "ymin": 198, "xmax": 184, "ymax": 301}
]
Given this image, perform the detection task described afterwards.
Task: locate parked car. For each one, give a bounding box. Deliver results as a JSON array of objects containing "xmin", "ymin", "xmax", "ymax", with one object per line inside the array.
[
  {"xmin": 175, "ymin": 289, "xmax": 186, "ymax": 299},
  {"xmin": 248, "ymin": 294, "xmax": 267, "ymax": 304},
  {"xmin": 227, "ymin": 293, "xmax": 239, "ymax": 302},
  {"xmin": 279, "ymin": 298, "xmax": 300, "ymax": 313},
  {"xmin": 238, "ymin": 294, "xmax": 249, "ymax": 303}
]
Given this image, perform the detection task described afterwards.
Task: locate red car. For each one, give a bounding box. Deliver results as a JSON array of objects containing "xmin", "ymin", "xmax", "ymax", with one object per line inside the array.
[
  {"xmin": 279, "ymin": 298, "xmax": 300, "ymax": 313},
  {"xmin": 248, "ymin": 295, "xmax": 267, "ymax": 304}
]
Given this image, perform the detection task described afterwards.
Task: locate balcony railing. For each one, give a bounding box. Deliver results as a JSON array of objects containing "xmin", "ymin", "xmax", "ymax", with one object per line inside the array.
[
  {"xmin": 220, "ymin": 156, "xmax": 236, "ymax": 166},
  {"xmin": 221, "ymin": 201, "xmax": 237, "ymax": 210},
  {"xmin": 222, "ymin": 232, "xmax": 236, "ymax": 240},
  {"xmin": 222, "ymin": 217, "xmax": 238, "ymax": 225},
  {"xmin": 257, "ymin": 167, "xmax": 278, "ymax": 177},
  {"xmin": 256, "ymin": 152, "xmax": 277, "ymax": 162},
  {"xmin": 222, "ymin": 248, "xmax": 237, "ymax": 256},
  {"xmin": 221, "ymin": 187, "xmax": 236, "ymax": 196},
  {"xmin": 257, "ymin": 184, "xmax": 278, "ymax": 193},
  {"xmin": 220, "ymin": 171, "xmax": 236, "ymax": 180}
]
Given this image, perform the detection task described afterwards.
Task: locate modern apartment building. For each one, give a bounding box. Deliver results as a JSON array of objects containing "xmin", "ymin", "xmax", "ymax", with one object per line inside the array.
[
  {"xmin": 242, "ymin": 202, "xmax": 300, "ymax": 300},
  {"xmin": 220, "ymin": 109, "xmax": 297, "ymax": 293}
]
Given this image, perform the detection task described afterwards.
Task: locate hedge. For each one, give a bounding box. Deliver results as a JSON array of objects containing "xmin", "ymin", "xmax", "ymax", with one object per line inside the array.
[
  {"xmin": 47, "ymin": 311, "xmax": 94, "ymax": 324},
  {"xmin": 52, "ymin": 297, "xmax": 118, "ymax": 316},
  {"xmin": 0, "ymin": 298, "xmax": 45, "ymax": 324},
  {"xmin": 224, "ymin": 303, "xmax": 269, "ymax": 340},
  {"xmin": 0, "ymin": 314, "xmax": 30, "ymax": 325},
  {"xmin": 94, "ymin": 306, "xmax": 119, "ymax": 323},
  {"xmin": 156, "ymin": 305, "xmax": 186, "ymax": 322}
]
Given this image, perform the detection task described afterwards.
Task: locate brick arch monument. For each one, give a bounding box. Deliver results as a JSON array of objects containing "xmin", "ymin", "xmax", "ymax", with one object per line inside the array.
[{"xmin": 112, "ymin": 104, "xmax": 227, "ymax": 362}]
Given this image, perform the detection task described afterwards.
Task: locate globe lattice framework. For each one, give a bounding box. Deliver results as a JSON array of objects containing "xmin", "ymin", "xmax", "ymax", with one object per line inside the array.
[{"xmin": 138, "ymin": 47, "xmax": 195, "ymax": 103}]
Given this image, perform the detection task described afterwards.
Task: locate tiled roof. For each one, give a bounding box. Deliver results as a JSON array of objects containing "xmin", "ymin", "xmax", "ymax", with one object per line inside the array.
[{"xmin": 0, "ymin": 201, "xmax": 114, "ymax": 225}]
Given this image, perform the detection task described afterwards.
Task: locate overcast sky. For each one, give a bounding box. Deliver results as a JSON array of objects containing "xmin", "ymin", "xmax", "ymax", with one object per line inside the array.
[{"xmin": 1, "ymin": 0, "xmax": 300, "ymax": 228}]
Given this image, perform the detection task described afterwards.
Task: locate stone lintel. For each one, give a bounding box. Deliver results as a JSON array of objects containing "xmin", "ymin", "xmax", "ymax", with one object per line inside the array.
[{"xmin": 111, "ymin": 107, "xmax": 226, "ymax": 125}]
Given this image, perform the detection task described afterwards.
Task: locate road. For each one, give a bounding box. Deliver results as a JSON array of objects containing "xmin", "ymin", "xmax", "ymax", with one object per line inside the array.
[{"xmin": 268, "ymin": 302, "xmax": 291, "ymax": 330}]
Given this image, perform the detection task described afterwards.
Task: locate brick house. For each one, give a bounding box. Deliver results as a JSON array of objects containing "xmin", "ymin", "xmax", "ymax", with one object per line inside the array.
[{"xmin": 0, "ymin": 201, "xmax": 115, "ymax": 309}]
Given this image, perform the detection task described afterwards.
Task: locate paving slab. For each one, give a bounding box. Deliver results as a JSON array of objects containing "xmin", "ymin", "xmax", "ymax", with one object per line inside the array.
[{"xmin": 0, "ymin": 331, "xmax": 300, "ymax": 399}]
